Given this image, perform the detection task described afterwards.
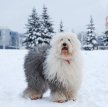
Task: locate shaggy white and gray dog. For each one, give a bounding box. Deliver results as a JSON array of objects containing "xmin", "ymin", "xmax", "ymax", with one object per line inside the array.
[{"xmin": 23, "ymin": 33, "xmax": 82, "ymax": 103}]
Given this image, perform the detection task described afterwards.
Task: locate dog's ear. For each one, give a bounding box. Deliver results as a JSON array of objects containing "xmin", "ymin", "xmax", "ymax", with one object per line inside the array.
[{"xmin": 71, "ymin": 33, "xmax": 81, "ymax": 50}]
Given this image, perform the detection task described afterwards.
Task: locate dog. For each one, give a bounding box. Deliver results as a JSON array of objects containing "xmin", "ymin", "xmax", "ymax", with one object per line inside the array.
[{"xmin": 23, "ymin": 33, "xmax": 82, "ymax": 103}]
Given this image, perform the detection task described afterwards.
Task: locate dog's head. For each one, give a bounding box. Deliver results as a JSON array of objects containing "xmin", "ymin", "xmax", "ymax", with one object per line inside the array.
[{"xmin": 50, "ymin": 33, "xmax": 81, "ymax": 60}]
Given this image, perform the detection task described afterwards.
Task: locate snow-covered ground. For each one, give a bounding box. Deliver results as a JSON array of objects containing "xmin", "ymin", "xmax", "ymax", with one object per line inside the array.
[{"xmin": 0, "ymin": 50, "xmax": 108, "ymax": 107}]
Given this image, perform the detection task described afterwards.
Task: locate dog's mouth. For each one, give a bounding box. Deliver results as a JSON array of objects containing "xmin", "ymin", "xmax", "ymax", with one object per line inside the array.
[
  {"xmin": 61, "ymin": 47, "xmax": 68, "ymax": 53},
  {"xmin": 62, "ymin": 47, "xmax": 68, "ymax": 51}
]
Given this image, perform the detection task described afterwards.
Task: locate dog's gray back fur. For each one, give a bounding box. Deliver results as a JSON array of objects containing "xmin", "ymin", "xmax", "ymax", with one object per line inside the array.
[{"xmin": 24, "ymin": 45, "xmax": 50, "ymax": 95}]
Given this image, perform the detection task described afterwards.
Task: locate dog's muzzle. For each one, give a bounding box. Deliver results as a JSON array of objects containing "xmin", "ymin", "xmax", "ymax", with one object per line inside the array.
[{"xmin": 62, "ymin": 43, "xmax": 68, "ymax": 52}]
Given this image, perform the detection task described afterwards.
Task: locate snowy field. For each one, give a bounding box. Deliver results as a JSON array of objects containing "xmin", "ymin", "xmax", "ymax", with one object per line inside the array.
[{"xmin": 0, "ymin": 50, "xmax": 108, "ymax": 107}]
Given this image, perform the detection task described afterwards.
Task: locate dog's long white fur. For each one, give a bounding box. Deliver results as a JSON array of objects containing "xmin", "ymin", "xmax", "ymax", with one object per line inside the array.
[{"xmin": 44, "ymin": 33, "xmax": 83, "ymax": 100}]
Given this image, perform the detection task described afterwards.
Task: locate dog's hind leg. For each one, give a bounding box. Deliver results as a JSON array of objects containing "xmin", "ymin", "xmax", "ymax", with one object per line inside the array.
[
  {"xmin": 23, "ymin": 46, "xmax": 49, "ymax": 100},
  {"xmin": 23, "ymin": 87, "xmax": 42, "ymax": 100},
  {"xmin": 23, "ymin": 78, "xmax": 48, "ymax": 100}
]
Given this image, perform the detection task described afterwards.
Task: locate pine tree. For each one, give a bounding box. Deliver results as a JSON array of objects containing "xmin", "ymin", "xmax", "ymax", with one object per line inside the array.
[
  {"xmin": 40, "ymin": 5, "xmax": 54, "ymax": 45},
  {"xmin": 59, "ymin": 20, "xmax": 64, "ymax": 32},
  {"xmin": 84, "ymin": 16, "xmax": 97, "ymax": 50},
  {"xmin": 104, "ymin": 29, "xmax": 108, "ymax": 47},
  {"xmin": 24, "ymin": 8, "xmax": 41, "ymax": 49}
]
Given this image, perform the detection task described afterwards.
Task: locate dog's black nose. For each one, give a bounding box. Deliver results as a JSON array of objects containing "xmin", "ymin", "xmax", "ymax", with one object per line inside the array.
[{"xmin": 63, "ymin": 43, "xmax": 67, "ymax": 46}]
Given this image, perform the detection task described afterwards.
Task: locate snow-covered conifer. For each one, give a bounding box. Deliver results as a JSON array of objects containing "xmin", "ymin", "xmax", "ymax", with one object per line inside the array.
[
  {"xmin": 84, "ymin": 16, "xmax": 97, "ymax": 50},
  {"xmin": 59, "ymin": 20, "xmax": 64, "ymax": 32},
  {"xmin": 24, "ymin": 8, "xmax": 41, "ymax": 48},
  {"xmin": 40, "ymin": 5, "xmax": 54, "ymax": 45}
]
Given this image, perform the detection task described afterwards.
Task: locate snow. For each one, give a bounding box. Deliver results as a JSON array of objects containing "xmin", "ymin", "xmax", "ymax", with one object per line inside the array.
[{"xmin": 0, "ymin": 50, "xmax": 108, "ymax": 107}]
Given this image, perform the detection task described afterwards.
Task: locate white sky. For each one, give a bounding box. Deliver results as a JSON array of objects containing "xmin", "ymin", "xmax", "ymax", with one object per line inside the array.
[{"xmin": 0, "ymin": 0, "xmax": 108, "ymax": 33}]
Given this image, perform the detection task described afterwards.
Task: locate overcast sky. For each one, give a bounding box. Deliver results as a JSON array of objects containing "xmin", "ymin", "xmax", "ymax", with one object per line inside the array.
[{"xmin": 0, "ymin": 0, "xmax": 108, "ymax": 34}]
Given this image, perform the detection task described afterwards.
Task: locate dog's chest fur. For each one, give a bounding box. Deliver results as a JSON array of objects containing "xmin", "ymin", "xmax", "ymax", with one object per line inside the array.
[{"xmin": 44, "ymin": 55, "xmax": 81, "ymax": 89}]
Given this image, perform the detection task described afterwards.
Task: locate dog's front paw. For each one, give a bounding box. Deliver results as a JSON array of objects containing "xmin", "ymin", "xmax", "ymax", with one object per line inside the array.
[
  {"xmin": 55, "ymin": 100, "xmax": 68, "ymax": 103},
  {"xmin": 51, "ymin": 91, "xmax": 67, "ymax": 103}
]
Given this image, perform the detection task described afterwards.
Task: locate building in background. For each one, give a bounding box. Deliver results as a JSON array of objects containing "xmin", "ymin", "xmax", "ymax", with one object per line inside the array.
[
  {"xmin": 0, "ymin": 27, "xmax": 24, "ymax": 49},
  {"xmin": 105, "ymin": 16, "xmax": 108, "ymax": 30}
]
